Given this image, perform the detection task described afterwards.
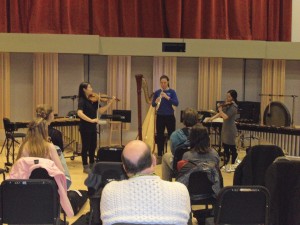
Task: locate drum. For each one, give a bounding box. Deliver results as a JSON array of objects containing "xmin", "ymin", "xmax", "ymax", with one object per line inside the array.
[{"xmin": 263, "ymin": 101, "xmax": 291, "ymax": 127}]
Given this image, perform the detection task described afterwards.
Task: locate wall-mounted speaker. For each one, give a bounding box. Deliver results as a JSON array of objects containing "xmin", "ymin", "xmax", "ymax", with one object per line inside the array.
[{"xmin": 162, "ymin": 42, "xmax": 186, "ymax": 52}]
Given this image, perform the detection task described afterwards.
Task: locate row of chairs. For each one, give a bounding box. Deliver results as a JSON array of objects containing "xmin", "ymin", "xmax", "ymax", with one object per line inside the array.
[{"xmin": 86, "ymin": 161, "xmax": 270, "ymax": 225}]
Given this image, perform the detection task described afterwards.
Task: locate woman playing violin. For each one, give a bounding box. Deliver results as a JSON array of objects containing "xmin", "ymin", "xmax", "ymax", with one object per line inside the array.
[
  {"xmin": 77, "ymin": 82, "xmax": 117, "ymax": 173},
  {"xmin": 209, "ymin": 89, "xmax": 238, "ymax": 172}
]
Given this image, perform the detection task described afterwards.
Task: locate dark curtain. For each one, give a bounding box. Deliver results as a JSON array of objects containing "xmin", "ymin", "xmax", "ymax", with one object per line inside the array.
[{"xmin": 0, "ymin": 0, "xmax": 292, "ymax": 41}]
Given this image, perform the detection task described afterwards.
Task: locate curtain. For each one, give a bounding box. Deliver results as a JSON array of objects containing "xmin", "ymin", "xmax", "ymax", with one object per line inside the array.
[
  {"xmin": 153, "ymin": 57, "xmax": 177, "ymax": 91},
  {"xmin": 107, "ymin": 56, "xmax": 131, "ymax": 130},
  {"xmin": 0, "ymin": 0, "xmax": 291, "ymax": 41},
  {"xmin": 261, "ymin": 59, "xmax": 286, "ymax": 124},
  {"xmin": 107, "ymin": 56, "xmax": 131, "ymax": 113},
  {"xmin": 33, "ymin": 53, "xmax": 58, "ymax": 116},
  {"xmin": 198, "ymin": 58, "xmax": 222, "ymax": 111},
  {"xmin": 0, "ymin": 53, "xmax": 10, "ymax": 128}
]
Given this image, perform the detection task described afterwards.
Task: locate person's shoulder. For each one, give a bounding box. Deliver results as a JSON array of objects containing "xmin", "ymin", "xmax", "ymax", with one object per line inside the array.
[
  {"xmin": 161, "ymin": 179, "xmax": 187, "ymax": 189},
  {"xmin": 209, "ymin": 148, "xmax": 219, "ymax": 156},
  {"xmin": 168, "ymin": 88, "xmax": 177, "ymax": 93},
  {"xmin": 164, "ymin": 181, "xmax": 190, "ymax": 196},
  {"xmin": 170, "ymin": 129, "xmax": 181, "ymax": 137},
  {"xmin": 47, "ymin": 142, "xmax": 57, "ymax": 151},
  {"xmin": 103, "ymin": 180, "xmax": 125, "ymax": 191}
]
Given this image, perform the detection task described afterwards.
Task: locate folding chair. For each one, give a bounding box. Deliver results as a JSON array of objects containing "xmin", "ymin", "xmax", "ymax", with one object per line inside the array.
[
  {"xmin": 0, "ymin": 179, "xmax": 60, "ymax": 225},
  {"xmin": 1, "ymin": 117, "xmax": 26, "ymax": 166},
  {"xmin": 209, "ymin": 186, "xmax": 270, "ymax": 225},
  {"xmin": 265, "ymin": 157, "xmax": 300, "ymax": 225},
  {"xmin": 172, "ymin": 146, "xmax": 190, "ymax": 177},
  {"xmin": 85, "ymin": 161, "xmax": 128, "ymax": 225},
  {"xmin": 187, "ymin": 170, "xmax": 218, "ymax": 224}
]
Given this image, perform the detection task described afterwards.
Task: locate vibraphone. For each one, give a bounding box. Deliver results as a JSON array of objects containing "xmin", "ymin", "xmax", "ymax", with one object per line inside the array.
[
  {"xmin": 50, "ymin": 118, "xmax": 81, "ymax": 159},
  {"xmin": 203, "ymin": 122, "xmax": 300, "ymax": 156}
]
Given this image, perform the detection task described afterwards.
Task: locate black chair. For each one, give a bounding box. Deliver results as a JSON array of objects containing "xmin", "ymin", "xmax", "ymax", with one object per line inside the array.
[
  {"xmin": 29, "ymin": 167, "xmax": 68, "ymax": 224},
  {"xmin": 172, "ymin": 146, "xmax": 191, "ymax": 176},
  {"xmin": 0, "ymin": 179, "xmax": 60, "ymax": 225},
  {"xmin": 233, "ymin": 145, "xmax": 284, "ymax": 186},
  {"xmin": 208, "ymin": 186, "xmax": 270, "ymax": 225},
  {"xmin": 85, "ymin": 161, "xmax": 128, "ymax": 225},
  {"xmin": 187, "ymin": 170, "xmax": 218, "ymax": 224},
  {"xmin": 1, "ymin": 117, "xmax": 26, "ymax": 166},
  {"xmin": 265, "ymin": 156, "xmax": 300, "ymax": 225}
]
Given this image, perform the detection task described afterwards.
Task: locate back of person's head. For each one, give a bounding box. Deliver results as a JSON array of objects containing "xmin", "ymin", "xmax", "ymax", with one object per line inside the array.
[
  {"xmin": 78, "ymin": 82, "xmax": 90, "ymax": 98},
  {"xmin": 121, "ymin": 140, "xmax": 153, "ymax": 175},
  {"xmin": 17, "ymin": 118, "xmax": 50, "ymax": 160},
  {"xmin": 190, "ymin": 124, "xmax": 210, "ymax": 154},
  {"xmin": 36, "ymin": 104, "xmax": 53, "ymax": 121},
  {"xmin": 183, "ymin": 107, "xmax": 198, "ymax": 127}
]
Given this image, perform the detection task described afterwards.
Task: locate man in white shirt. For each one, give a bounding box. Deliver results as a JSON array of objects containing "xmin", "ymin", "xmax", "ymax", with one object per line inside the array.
[{"xmin": 100, "ymin": 140, "xmax": 191, "ymax": 225}]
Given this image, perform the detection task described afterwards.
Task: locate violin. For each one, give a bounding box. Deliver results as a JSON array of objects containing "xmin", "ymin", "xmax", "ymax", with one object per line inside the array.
[
  {"xmin": 88, "ymin": 93, "xmax": 120, "ymax": 103},
  {"xmin": 217, "ymin": 101, "xmax": 234, "ymax": 108}
]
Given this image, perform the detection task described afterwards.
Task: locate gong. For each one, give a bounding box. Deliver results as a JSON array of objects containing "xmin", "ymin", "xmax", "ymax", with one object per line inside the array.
[{"xmin": 263, "ymin": 101, "xmax": 291, "ymax": 127}]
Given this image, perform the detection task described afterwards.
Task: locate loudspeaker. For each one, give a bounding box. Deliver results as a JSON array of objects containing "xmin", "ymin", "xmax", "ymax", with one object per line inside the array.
[{"xmin": 162, "ymin": 42, "xmax": 186, "ymax": 52}]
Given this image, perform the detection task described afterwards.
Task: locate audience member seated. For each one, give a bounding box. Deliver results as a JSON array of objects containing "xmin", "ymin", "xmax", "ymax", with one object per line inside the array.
[
  {"xmin": 16, "ymin": 118, "xmax": 65, "ymax": 173},
  {"xmin": 177, "ymin": 124, "xmax": 223, "ymax": 191},
  {"xmin": 9, "ymin": 157, "xmax": 74, "ymax": 217},
  {"xmin": 162, "ymin": 107, "xmax": 198, "ymax": 181},
  {"xmin": 100, "ymin": 140, "xmax": 191, "ymax": 225},
  {"xmin": 36, "ymin": 104, "xmax": 72, "ymax": 188}
]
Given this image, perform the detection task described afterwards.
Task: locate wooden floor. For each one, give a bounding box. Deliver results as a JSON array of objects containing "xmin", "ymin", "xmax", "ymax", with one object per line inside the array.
[{"xmin": 0, "ymin": 142, "xmax": 244, "ymax": 225}]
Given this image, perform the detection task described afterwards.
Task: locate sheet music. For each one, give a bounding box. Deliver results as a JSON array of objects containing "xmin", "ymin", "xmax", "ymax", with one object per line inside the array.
[{"xmin": 203, "ymin": 117, "xmax": 224, "ymax": 123}]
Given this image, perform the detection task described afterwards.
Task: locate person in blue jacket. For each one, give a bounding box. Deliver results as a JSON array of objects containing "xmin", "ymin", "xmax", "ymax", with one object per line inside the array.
[{"xmin": 152, "ymin": 75, "xmax": 179, "ymax": 163}]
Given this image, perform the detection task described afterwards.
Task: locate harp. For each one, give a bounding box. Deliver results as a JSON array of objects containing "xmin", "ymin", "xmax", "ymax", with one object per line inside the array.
[{"xmin": 135, "ymin": 74, "xmax": 156, "ymax": 150}]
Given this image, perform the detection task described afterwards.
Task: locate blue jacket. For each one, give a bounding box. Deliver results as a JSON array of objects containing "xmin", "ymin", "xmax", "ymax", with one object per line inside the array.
[{"xmin": 170, "ymin": 128, "xmax": 190, "ymax": 155}]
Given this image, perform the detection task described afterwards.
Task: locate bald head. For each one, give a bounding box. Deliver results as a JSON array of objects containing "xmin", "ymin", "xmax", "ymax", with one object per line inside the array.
[{"xmin": 122, "ymin": 140, "xmax": 154, "ymax": 175}]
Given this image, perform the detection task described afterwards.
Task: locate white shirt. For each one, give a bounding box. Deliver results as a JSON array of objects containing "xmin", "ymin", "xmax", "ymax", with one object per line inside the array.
[{"xmin": 100, "ymin": 175, "xmax": 191, "ymax": 225}]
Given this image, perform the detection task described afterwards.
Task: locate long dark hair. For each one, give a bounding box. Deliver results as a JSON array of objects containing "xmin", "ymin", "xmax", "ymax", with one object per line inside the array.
[
  {"xmin": 227, "ymin": 89, "xmax": 238, "ymax": 103},
  {"xmin": 190, "ymin": 124, "xmax": 210, "ymax": 154},
  {"xmin": 78, "ymin": 82, "xmax": 90, "ymax": 99}
]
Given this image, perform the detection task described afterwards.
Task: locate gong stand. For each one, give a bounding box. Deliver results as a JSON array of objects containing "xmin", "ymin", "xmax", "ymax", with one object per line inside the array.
[{"xmin": 259, "ymin": 93, "xmax": 298, "ymax": 127}]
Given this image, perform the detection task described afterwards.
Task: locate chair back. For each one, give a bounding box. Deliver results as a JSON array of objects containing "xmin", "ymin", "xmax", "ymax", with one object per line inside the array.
[
  {"xmin": 85, "ymin": 162, "xmax": 128, "ymax": 225},
  {"xmin": 172, "ymin": 146, "xmax": 190, "ymax": 171},
  {"xmin": 189, "ymin": 170, "xmax": 213, "ymax": 193},
  {"xmin": 215, "ymin": 186, "xmax": 270, "ymax": 225},
  {"xmin": 85, "ymin": 161, "xmax": 127, "ymax": 195},
  {"xmin": 3, "ymin": 117, "xmax": 15, "ymax": 135},
  {"xmin": 92, "ymin": 161, "xmax": 127, "ymax": 187},
  {"xmin": 0, "ymin": 179, "xmax": 60, "ymax": 225},
  {"xmin": 250, "ymin": 145, "xmax": 284, "ymax": 185},
  {"xmin": 265, "ymin": 157, "xmax": 300, "ymax": 225},
  {"xmin": 234, "ymin": 145, "xmax": 284, "ymax": 186}
]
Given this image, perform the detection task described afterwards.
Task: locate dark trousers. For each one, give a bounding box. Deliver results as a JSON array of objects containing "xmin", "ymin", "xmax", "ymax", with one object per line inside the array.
[
  {"xmin": 156, "ymin": 114, "xmax": 175, "ymax": 156},
  {"xmin": 223, "ymin": 143, "xmax": 238, "ymax": 164},
  {"xmin": 80, "ymin": 130, "xmax": 97, "ymax": 165}
]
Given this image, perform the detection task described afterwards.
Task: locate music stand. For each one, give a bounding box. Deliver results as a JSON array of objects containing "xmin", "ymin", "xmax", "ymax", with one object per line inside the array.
[{"xmin": 112, "ymin": 110, "xmax": 131, "ymax": 145}]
